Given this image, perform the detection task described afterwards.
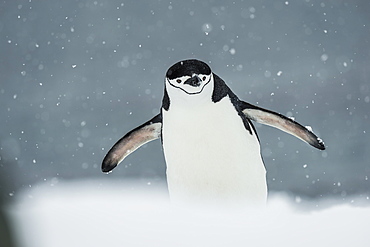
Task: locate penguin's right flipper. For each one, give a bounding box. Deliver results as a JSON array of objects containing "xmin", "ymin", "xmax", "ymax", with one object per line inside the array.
[
  {"xmin": 240, "ymin": 101, "xmax": 325, "ymax": 150},
  {"xmin": 102, "ymin": 114, "xmax": 162, "ymax": 173}
]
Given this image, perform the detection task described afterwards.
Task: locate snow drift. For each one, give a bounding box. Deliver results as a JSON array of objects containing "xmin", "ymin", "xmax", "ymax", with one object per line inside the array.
[{"xmin": 8, "ymin": 180, "xmax": 369, "ymax": 247}]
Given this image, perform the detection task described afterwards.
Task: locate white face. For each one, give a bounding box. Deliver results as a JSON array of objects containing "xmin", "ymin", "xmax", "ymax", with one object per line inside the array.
[{"xmin": 166, "ymin": 73, "xmax": 213, "ymax": 95}]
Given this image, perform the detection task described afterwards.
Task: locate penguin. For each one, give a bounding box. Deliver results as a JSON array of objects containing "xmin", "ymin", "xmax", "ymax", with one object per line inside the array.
[{"xmin": 102, "ymin": 59, "xmax": 325, "ymax": 206}]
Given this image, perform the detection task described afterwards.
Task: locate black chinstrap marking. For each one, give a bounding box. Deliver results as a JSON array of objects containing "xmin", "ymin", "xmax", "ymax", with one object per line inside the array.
[{"xmin": 166, "ymin": 76, "xmax": 211, "ymax": 96}]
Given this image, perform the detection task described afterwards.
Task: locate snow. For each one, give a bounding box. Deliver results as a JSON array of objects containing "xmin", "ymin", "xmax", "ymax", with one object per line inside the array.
[{"xmin": 8, "ymin": 180, "xmax": 370, "ymax": 247}]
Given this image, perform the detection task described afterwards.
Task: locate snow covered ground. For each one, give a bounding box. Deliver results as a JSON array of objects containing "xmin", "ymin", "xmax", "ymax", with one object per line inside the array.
[{"xmin": 8, "ymin": 180, "xmax": 370, "ymax": 247}]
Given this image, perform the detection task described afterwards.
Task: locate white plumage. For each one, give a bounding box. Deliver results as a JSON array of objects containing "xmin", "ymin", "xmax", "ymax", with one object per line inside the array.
[{"xmin": 162, "ymin": 74, "xmax": 267, "ymax": 206}]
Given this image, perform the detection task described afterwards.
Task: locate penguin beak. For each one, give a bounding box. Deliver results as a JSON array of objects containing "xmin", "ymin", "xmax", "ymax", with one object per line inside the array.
[{"xmin": 184, "ymin": 75, "xmax": 202, "ymax": 87}]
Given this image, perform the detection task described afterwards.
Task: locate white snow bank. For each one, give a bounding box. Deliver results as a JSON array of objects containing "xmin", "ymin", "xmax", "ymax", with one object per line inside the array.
[{"xmin": 8, "ymin": 180, "xmax": 370, "ymax": 247}]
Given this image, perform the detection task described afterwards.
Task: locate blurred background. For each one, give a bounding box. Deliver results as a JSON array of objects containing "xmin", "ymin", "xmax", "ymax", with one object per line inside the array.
[{"xmin": 0, "ymin": 0, "xmax": 370, "ymax": 245}]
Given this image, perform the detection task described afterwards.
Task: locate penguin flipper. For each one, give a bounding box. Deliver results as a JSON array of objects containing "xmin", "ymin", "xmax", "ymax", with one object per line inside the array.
[
  {"xmin": 102, "ymin": 114, "xmax": 162, "ymax": 173},
  {"xmin": 240, "ymin": 101, "xmax": 325, "ymax": 150}
]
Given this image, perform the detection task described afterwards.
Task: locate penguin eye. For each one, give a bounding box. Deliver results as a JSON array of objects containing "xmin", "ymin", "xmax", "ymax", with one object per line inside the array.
[
  {"xmin": 202, "ymin": 76, "xmax": 206, "ymax": 81},
  {"xmin": 176, "ymin": 79, "xmax": 182, "ymax": 83}
]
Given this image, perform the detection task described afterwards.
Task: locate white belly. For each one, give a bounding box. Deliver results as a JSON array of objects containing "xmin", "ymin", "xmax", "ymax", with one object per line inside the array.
[{"xmin": 162, "ymin": 97, "xmax": 267, "ymax": 206}]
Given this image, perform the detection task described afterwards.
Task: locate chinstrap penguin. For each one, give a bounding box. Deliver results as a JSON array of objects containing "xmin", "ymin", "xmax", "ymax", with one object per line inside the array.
[{"xmin": 102, "ymin": 59, "xmax": 325, "ymax": 206}]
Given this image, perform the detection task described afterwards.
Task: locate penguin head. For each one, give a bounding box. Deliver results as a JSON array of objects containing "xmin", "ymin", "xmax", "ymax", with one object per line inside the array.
[{"xmin": 165, "ymin": 59, "xmax": 213, "ymax": 95}]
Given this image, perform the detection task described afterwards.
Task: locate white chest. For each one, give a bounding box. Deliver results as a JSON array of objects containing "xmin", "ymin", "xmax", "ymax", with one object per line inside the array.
[{"xmin": 162, "ymin": 97, "xmax": 267, "ymax": 206}]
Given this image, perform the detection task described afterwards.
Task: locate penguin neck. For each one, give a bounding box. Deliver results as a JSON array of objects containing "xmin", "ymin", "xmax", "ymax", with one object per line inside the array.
[{"xmin": 165, "ymin": 80, "xmax": 214, "ymax": 110}]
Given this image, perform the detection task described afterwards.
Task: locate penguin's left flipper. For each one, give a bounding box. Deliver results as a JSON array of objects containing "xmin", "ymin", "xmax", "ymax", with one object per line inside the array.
[
  {"xmin": 241, "ymin": 101, "xmax": 325, "ymax": 150},
  {"xmin": 102, "ymin": 114, "xmax": 162, "ymax": 173}
]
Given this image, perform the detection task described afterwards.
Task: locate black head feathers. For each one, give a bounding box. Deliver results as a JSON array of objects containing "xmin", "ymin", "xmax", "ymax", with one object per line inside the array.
[{"xmin": 166, "ymin": 59, "xmax": 211, "ymax": 80}]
